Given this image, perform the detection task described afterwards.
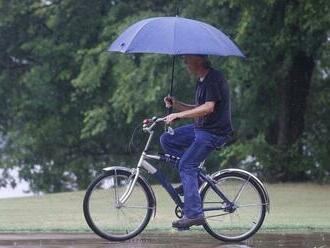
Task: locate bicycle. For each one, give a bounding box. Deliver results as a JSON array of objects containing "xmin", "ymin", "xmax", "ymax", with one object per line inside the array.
[{"xmin": 83, "ymin": 116, "xmax": 270, "ymax": 242}]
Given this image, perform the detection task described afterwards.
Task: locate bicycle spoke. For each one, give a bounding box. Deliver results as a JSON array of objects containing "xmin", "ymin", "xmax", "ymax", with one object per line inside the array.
[
  {"xmin": 114, "ymin": 171, "xmax": 118, "ymax": 204},
  {"xmin": 119, "ymin": 208, "xmax": 132, "ymax": 232},
  {"xmin": 233, "ymin": 176, "xmax": 250, "ymax": 203},
  {"xmin": 237, "ymin": 203, "xmax": 267, "ymax": 208},
  {"xmin": 122, "ymin": 205, "xmax": 154, "ymax": 210},
  {"xmin": 205, "ymin": 212, "xmax": 231, "ymax": 220}
]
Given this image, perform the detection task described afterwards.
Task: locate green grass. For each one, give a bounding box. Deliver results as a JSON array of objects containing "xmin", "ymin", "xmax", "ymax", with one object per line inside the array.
[{"xmin": 0, "ymin": 183, "xmax": 329, "ymax": 232}]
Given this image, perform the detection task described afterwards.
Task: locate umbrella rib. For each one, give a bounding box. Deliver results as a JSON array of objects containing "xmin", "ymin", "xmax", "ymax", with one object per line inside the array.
[
  {"xmin": 124, "ymin": 17, "xmax": 160, "ymax": 53},
  {"xmin": 198, "ymin": 22, "xmax": 238, "ymax": 56}
]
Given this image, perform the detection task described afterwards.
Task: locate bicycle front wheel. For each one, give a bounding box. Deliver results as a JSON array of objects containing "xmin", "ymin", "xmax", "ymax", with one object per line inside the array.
[
  {"xmin": 83, "ymin": 169, "xmax": 154, "ymax": 241},
  {"xmin": 201, "ymin": 171, "xmax": 267, "ymax": 242}
]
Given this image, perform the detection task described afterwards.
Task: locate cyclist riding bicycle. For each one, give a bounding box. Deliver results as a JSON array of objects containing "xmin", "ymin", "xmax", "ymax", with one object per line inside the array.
[{"xmin": 161, "ymin": 54, "xmax": 234, "ymax": 229}]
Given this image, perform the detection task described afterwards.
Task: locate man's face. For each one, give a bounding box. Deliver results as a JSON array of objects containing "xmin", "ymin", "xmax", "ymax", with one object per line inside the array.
[{"xmin": 183, "ymin": 55, "xmax": 205, "ymax": 74}]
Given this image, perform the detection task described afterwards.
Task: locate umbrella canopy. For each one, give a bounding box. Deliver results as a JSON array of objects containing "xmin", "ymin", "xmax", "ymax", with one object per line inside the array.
[{"xmin": 108, "ymin": 16, "xmax": 244, "ymax": 57}]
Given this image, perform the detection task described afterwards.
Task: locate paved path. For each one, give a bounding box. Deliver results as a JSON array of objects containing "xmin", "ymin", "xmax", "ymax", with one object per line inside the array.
[{"xmin": 0, "ymin": 232, "xmax": 329, "ymax": 248}]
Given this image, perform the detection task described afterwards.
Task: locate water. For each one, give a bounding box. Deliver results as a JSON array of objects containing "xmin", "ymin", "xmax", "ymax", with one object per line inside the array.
[
  {"xmin": 0, "ymin": 232, "xmax": 328, "ymax": 248},
  {"xmin": 0, "ymin": 168, "xmax": 33, "ymax": 199}
]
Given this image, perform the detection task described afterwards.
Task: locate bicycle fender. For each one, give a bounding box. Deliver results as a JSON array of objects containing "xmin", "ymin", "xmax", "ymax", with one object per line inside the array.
[
  {"xmin": 200, "ymin": 168, "xmax": 270, "ymax": 213},
  {"xmin": 102, "ymin": 166, "xmax": 157, "ymax": 218}
]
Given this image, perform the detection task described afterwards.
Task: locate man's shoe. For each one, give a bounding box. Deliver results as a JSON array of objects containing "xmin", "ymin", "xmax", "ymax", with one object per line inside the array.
[{"xmin": 172, "ymin": 216, "xmax": 206, "ymax": 229}]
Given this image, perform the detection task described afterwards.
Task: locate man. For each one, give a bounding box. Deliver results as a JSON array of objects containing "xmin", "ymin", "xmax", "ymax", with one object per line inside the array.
[{"xmin": 160, "ymin": 54, "xmax": 233, "ymax": 229}]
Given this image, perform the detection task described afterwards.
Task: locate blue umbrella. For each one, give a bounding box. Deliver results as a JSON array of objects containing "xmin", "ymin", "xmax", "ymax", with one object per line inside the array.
[
  {"xmin": 108, "ymin": 16, "xmax": 244, "ymax": 112},
  {"xmin": 109, "ymin": 16, "xmax": 244, "ymax": 57}
]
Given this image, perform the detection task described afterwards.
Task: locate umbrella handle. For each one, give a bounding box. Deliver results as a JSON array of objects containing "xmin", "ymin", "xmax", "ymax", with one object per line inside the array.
[
  {"xmin": 164, "ymin": 55, "xmax": 175, "ymax": 130},
  {"xmin": 168, "ymin": 56, "xmax": 176, "ymax": 115}
]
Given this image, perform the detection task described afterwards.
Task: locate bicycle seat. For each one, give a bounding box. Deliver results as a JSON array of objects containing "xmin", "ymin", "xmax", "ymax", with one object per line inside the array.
[{"xmin": 215, "ymin": 131, "xmax": 236, "ymax": 151}]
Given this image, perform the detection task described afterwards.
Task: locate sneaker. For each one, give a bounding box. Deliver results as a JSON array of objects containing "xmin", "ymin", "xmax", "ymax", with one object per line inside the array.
[{"xmin": 172, "ymin": 216, "xmax": 206, "ymax": 229}]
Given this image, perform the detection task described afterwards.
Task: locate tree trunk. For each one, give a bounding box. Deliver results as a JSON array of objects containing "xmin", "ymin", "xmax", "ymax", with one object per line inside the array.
[
  {"xmin": 267, "ymin": 51, "xmax": 314, "ymax": 147},
  {"xmin": 265, "ymin": 51, "xmax": 314, "ymax": 181}
]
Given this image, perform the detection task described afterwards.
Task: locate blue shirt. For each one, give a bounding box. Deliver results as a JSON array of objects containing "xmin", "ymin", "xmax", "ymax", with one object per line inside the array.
[{"xmin": 194, "ymin": 68, "xmax": 233, "ymax": 135}]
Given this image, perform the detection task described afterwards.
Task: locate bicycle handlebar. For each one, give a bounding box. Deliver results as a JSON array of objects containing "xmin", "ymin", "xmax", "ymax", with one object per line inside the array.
[
  {"xmin": 142, "ymin": 116, "xmax": 167, "ymax": 132},
  {"xmin": 143, "ymin": 115, "xmax": 181, "ymax": 133},
  {"xmin": 143, "ymin": 116, "xmax": 165, "ymax": 124}
]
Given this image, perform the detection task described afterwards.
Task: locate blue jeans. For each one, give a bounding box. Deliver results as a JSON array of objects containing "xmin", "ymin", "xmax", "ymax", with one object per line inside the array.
[{"xmin": 160, "ymin": 124, "xmax": 230, "ymax": 218}]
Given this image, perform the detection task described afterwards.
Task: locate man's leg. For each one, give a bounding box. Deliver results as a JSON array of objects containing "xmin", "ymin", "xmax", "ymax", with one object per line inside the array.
[
  {"xmin": 160, "ymin": 124, "xmax": 195, "ymax": 158},
  {"xmin": 172, "ymin": 130, "xmax": 217, "ymax": 228}
]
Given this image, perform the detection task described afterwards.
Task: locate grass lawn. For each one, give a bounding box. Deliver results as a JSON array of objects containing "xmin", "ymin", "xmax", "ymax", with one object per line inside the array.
[{"xmin": 0, "ymin": 183, "xmax": 329, "ymax": 232}]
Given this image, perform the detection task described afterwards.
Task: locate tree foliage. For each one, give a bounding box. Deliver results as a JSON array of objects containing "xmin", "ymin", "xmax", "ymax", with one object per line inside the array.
[{"xmin": 0, "ymin": 0, "xmax": 329, "ymax": 193}]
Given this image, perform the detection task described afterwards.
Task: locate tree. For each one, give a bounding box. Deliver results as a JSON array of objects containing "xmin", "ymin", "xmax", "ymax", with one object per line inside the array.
[{"xmin": 0, "ymin": 0, "xmax": 329, "ymax": 194}]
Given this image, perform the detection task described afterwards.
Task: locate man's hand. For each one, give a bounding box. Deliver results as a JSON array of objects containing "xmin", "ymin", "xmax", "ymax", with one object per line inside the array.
[
  {"xmin": 164, "ymin": 101, "xmax": 215, "ymax": 123},
  {"xmin": 164, "ymin": 113, "xmax": 182, "ymax": 124},
  {"xmin": 164, "ymin": 95, "xmax": 176, "ymax": 108}
]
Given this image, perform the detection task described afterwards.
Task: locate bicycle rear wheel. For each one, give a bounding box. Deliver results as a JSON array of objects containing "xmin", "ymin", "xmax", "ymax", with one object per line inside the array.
[
  {"xmin": 201, "ymin": 171, "xmax": 267, "ymax": 242},
  {"xmin": 83, "ymin": 169, "xmax": 154, "ymax": 241}
]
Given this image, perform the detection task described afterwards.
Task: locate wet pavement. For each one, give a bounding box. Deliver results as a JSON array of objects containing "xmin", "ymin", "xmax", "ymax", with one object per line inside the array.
[{"xmin": 0, "ymin": 232, "xmax": 329, "ymax": 248}]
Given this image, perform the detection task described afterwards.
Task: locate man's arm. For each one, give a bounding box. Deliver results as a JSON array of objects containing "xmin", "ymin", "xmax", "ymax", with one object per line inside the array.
[
  {"xmin": 173, "ymin": 99, "xmax": 196, "ymax": 111},
  {"xmin": 164, "ymin": 101, "xmax": 215, "ymax": 123}
]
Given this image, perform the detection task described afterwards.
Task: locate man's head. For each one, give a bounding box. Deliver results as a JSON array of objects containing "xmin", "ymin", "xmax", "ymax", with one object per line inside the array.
[{"xmin": 183, "ymin": 55, "xmax": 211, "ymax": 75}]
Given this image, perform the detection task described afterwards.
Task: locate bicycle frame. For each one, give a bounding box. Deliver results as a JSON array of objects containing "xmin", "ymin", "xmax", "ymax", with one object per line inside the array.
[{"xmin": 115, "ymin": 119, "xmax": 233, "ymax": 213}]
